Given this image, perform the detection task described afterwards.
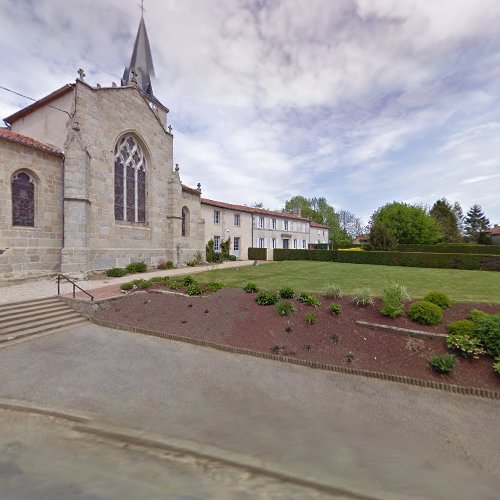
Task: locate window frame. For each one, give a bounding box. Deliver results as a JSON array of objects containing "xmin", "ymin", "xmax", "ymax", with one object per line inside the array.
[
  {"xmin": 214, "ymin": 235, "xmax": 221, "ymax": 252},
  {"xmin": 234, "ymin": 213, "xmax": 240, "ymax": 227},
  {"xmin": 11, "ymin": 170, "xmax": 35, "ymax": 228},
  {"xmin": 271, "ymin": 219, "xmax": 276, "ymax": 230},
  {"xmin": 258, "ymin": 216, "xmax": 264, "ymax": 229},
  {"xmin": 214, "ymin": 210, "xmax": 220, "ymax": 224},
  {"xmin": 284, "ymin": 220, "xmax": 289, "ymax": 231}
]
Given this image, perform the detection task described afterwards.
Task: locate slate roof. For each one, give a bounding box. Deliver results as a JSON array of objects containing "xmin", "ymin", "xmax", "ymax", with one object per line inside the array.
[{"xmin": 0, "ymin": 128, "xmax": 64, "ymax": 157}]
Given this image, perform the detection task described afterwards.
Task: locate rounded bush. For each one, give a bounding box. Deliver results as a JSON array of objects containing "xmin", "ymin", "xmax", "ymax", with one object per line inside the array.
[
  {"xmin": 448, "ymin": 319, "xmax": 475, "ymax": 336},
  {"xmin": 106, "ymin": 267, "xmax": 128, "ymax": 277},
  {"xmin": 126, "ymin": 262, "xmax": 148, "ymax": 274},
  {"xmin": 256, "ymin": 292, "xmax": 280, "ymax": 306},
  {"xmin": 243, "ymin": 282, "xmax": 259, "ymax": 293},
  {"xmin": 431, "ymin": 354, "xmax": 457, "ymax": 374},
  {"xmin": 279, "ymin": 287, "xmax": 295, "ymax": 299},
  {"xmin": 408, "ymin": 301, "xmax": 443, "ymax": 326},
  {"xmin": 329, "ymin": 303, "xmax": 342, "ymax": 316},
  {"xmin": 423, "ymin": 291, "xmax": 452, "ymax": 310},
  {"xmin": 120, "ymin": 282, "xmax": 134, "ymax": 291},
  {"xmin": 276, "ymin": 301, "xmax": 296, "ymax": 316},
  {"xmin": 186, "ymin": 283, "xmax": 203, "ymax": 296}
]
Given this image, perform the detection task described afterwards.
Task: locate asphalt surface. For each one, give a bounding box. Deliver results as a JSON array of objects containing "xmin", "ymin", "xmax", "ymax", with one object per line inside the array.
[
  {"xmin": 0, "ymin": 409, "xmax": 336, "ymax": 500},
  {"xmin": 0, "ymin": 323, "xmax": 499, "ymax": 499}
]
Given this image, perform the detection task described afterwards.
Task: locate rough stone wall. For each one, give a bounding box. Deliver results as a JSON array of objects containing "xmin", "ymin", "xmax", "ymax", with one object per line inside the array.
[
  {"xmin": 61, "ymin": 81, "xmax": 203, "ymax": 273},
  {"xmin": 0, "ymin": 141, "xmax": 63, "ymax": 281},
  {"xmin": 178, "ymin": 189, "xmax": 205, "ymax": 265}
]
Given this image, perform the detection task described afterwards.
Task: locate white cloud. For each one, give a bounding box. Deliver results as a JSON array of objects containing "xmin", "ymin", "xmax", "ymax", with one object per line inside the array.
[{"xmin": 2, "ymin": 0, "xmax": 500, "ymax": 223}]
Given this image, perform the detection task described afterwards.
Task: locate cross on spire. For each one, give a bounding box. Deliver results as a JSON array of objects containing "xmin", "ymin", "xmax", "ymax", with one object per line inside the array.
[{"xmin": 139, "ymin": 0, "xmax": 145, "ymax": 18}]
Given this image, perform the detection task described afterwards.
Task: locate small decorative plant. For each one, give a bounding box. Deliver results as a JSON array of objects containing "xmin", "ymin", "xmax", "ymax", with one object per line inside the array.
[
  {"xmin": 255, "ymin": 292, "xmax": 280, "ymax": 305},
  {"xmin": 431, "ymin": 354, "xmax": 457, "ymax": 374},
  {"xmin": 323, "ymin": 284, "xmax": 342, "ymax": 299},
  {"xmin": 329, "ymin": 303, "xmax": 342, "ymax": 316},
  {"xmin": 186, "ymin": 283, "xmax": 203, "ymax": 296},
  {"xmin": 181, "ymin": 275, "xmax": 196, "ymax": 286},
  {"xmin": 423, "ymin": 291, "xmax": 452, "ymax": 310},
  {"xmin": 352, "ymin": 288, "xmax": 374, "ymax": 307},
  {"xmin": 380, "ymin": 283, "xmax": 410, "ymax": 318},
  {"xmin": 298, "ymin": 293, "xmax": 320, "ymax": 308},
  {"xmin": 276, "ymin": 301, "xmax": 296, "ymax": 316},
  {"xmin": 279, "ymin": 287, "xmax": 295, "ymax": 299},
  {"xmin": 106, "ymin": 267, "xmax": 128, "ymax": 277},
  {"xmin": 304, "ymin": 312, "xmax": 316, "ymax": 325},
  {"xmin": 493, "ymin": 358, "xmax": 500, "ymax": 375},
  {"xmin": 408, "ymin": 301, "xmax": 443, "ymax": 326},
  {"xmin": 120, "ymin": 281, "xmax": 134, "ymax": 291},
  {"xmin": 446, "ymin": 332, "xmax": 485, "ymax": 358},
  {"xmin": 207, "ymin": 281, "xmax": 224, "ymax": 292},
  {"xmin": 136, "ymin": 279, "xmax": 152, "ymax": 289},
  {"xmin": 170, "ymin": 281, "xmax": 182, "ymax": 290},
  {"xmin": 126, "ymin": 262, "xmax": 148, "ymax": 274},
  {"xmin": 243, "ymin": 282, "xmax": 260, "ymax": 293}
]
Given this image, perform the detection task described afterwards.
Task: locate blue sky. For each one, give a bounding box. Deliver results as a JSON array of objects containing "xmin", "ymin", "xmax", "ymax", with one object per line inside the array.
[{"xmin": 1, "ymin": 0, "xmax": 500, "ymax": 225}]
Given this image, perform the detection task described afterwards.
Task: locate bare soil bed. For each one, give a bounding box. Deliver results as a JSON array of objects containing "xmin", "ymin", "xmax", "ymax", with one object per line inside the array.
[{"xmin": 94, "ymin": 288, "xmax": 500, "ymax": 392}]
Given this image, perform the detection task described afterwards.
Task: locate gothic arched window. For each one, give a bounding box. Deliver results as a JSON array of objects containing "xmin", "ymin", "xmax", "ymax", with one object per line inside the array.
[
  {"xmin": 12, "ymin": 171, "xmax": 35, "ymax": 227},
  {"xmin": 114, "ymin": 135, "xmax": 146, "ymax": 223},
  {"xmin": 182, "ymin": 206, "xmax": 190, "ymax": 237}
]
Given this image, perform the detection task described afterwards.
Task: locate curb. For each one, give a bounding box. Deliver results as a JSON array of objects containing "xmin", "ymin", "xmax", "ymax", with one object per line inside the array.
[
  {"xmin": 93, "ymin": 318, "xmax": 500, "ymax": 400},
  {"xmin": 356, "ymin": 320, "xmax": 448, "ymax": 340},
  {"xmin": 0, "ymin": 397, "xmax": 90, "ymax": 423},
  {"xmin": 74, "ymin": 422, "xmax": 378, "ymax": 500}
]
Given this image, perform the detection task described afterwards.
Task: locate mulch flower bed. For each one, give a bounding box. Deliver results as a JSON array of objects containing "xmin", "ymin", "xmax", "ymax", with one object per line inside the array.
[{"xmin": 94, "ymin": 288, "xmax": 500, "ymax": 392}]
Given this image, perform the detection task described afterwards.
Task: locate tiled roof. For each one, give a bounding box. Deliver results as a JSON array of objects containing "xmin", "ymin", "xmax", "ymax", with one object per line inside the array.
[
  {"xmin": 181, "ymin": 184, "xmax": 201, "ymax": 196},
  {"xmin": 4, "ymin": 84, "xmax": 74, "ymax": 124},
  {"xmin": 310, "ymin": 222, "xmax": 330, "ymax": 229},
  {"xmin": 0, "ymin": 128, "xmax": 64, "ymax": 157},
  {"xmin": 487, "ymin": 226, "xmax": 500, "ymax": 235},
  {"xmin": 201, "ymin": 198, "xmax": 309, "ymax": 221}
]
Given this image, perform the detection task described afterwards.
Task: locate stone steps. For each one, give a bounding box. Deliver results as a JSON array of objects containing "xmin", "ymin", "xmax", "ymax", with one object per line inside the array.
[{"xmin": 0, "ymin": 297, "xmax": 87, "ymax": 343}]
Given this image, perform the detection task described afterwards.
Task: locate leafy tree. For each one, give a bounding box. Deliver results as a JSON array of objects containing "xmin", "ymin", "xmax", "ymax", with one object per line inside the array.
[
  {"xmin": 251, "ymin": 202, "xmax": 267, "ymax": 209},
  {"xmin": 464, "ymin": 204, "xmax": 490, "ymax": 243},
  {"xmin": 368, "ymin": 222, "xmax": 397, "ymax": 250},
  {"xmin": 283, "ymin": 196, "xmax": 343, "ymax": 240},
  {"xmin": 452, "ymin": 202, "xmax": 465, "ymax": 237},
  {"xmin": 370, "ymin": 202, "xmax": 439, "ymax": 244},
  {"xmin": 430, "ymin": 198, "xmax": 460, "ymax": 242}
]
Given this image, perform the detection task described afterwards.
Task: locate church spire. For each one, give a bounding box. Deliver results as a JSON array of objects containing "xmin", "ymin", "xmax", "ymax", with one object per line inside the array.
[{"xmin": 121, "ymin": 4, "xmax": 155, "ymax": 96}]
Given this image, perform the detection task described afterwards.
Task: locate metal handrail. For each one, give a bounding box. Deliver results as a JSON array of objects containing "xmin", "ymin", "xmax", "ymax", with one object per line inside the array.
[{"xmin": 57, "ymin": 274, "xmax": 94, "ymax": 301}]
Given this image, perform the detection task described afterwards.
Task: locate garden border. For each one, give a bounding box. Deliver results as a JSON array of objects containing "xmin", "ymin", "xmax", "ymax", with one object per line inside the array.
[
  {"xmin": 92, "ymin": 318, "xmax": 500, "ymax": 400},
  {"xmin": 356, "ymin": 320, "xmax": 448, "ymax": 340}
]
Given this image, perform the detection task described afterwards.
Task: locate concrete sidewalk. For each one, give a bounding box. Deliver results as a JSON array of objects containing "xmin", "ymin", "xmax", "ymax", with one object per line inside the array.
[
  {"xmin": 0, "ymin": 323, "xmax": 498, "ymax": 499},
  {"xmin": 0, "ymin": 260, "xmax": 261, "ymax": 304}
]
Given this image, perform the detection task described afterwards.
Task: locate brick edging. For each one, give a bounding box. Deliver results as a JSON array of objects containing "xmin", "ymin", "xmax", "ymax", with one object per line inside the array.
[{"xmin": 92, "ymin": 319, "xmax": 500, "ymax": 400}]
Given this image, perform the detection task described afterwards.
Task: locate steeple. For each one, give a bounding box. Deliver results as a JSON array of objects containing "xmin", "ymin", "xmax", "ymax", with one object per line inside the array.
[{"xmin": 121, "ymin": 6, "xmax": 155, "ymax": 96}]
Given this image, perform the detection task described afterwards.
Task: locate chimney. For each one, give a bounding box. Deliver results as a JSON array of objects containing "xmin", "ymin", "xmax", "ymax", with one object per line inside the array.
[{"xmin": 293, "ymin": 206, "xmax": 301, "ymax": 217}]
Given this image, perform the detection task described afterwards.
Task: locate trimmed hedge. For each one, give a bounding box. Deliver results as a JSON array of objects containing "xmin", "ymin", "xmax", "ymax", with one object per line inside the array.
[
  {"xmin": 248, "ymin": 247, "xmax": 267, "ymax": 260},
  {"xmin": 273, "ymin": 249, "xmax": 500, "ymax": 272},
  {"xmin": 396, "ymin": 244, "xmax": 500, "ymax": 255}
]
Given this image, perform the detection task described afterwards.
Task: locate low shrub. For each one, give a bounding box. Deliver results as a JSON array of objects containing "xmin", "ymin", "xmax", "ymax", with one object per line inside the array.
[
  {"xmin": 226, "ymin": 255, "xmax": 237, "ymax": 261},
  {"xmin": 279, "ymin": 287, "xmax": 295, "ymax": 299},
  {"xmin": 181, "ymin": 275, "xmax": 196, "ymax": 286},
  {"xmin": 120, "ymin": 282, "xmax": 134, "ymax": 291},
  {"xmin": 471, "ymin": 312, "xmax": 500, "ymax": 358},
  {"xmin": 186, "ymin": 283, "xmax": 203, "ymax": 296},
  {"xmin": 431, "ymin": 354, "xmax": 457, "ymax": 374},
  {"xmin": 106, "ymin": 267, "xmax": 128, "ymax": 277},
  {"xmin": 136, "ymin": 279, "xmax": 152, "ymax": 289},
  {"xmin": 305, "ymin": 312, "xmax": 316, "ymax": 325},
  {"xmin": 157, "ymin": 259, "xmax": 175, "ymax": 270},
  {"xmin": 380, "ymin": 283, "xmax": 410, "ymax": 318},
  {"xmin": 352, "ymin": 288, "xmax": 374, "ymax": 307},
  {"xmin": 493, "ymin": 358, "xmax": 500, "ymax": 375},
  {"xmin": 408, "ymin": 301, "xmax": 443, "ymax": 325},
  {"xmin": 446, "ymin": 332, "xmax": 485, "ymax": 358},
  {"xmin": 207, "ymin": 281, "xmax": 224, "ymax": 292},
  {"xmin": 276, "ymin": 301, "xmax": 296, "ymax": 316},
  {"xmin": 297, "ymin": 294, "xmax": 320, "ymax": 308},
  {"xmin": 170, "ymin": 281, "xmax": 182, "ymax": 290},
  {"xmin": 469, "ymin": 309, "xmax": 489, "ymax": 322},
  {"xmin": 248, "ymin": 248, "xmax": 267, "ymax": 260},
  {"xmin": 126, "ymin": 262, "xmax": 148, "ymax": 274},
  {"xmin": 243, "ymin": 282, "xmax": 260, "ymax": 293},
  {"xmin": 150, "ymin": 276, "xmax": 168, "ymax": 284},
  {"xmin": 448, "ymin": 319, "xmax": 475, "ymax": 336},
  {"xmin": 423, "ymin": 292, "xmax": 452, "ymax": 310},
  {"xmin": 256, "ymin": 292, "xmax": 280, "ymax": 306},
  {"xmin": 329, "ymin": 303, "xmax": 342, "ymax": 316},
  {"xmin": 323, "ymin": 283, "xmax": 342, "ymax": 299}
]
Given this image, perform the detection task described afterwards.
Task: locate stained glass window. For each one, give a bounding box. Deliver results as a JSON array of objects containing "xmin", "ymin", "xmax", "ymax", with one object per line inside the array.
[
  {"xmin": 12, "ymin": 172, "xmax": 34, "ymax": 227},
  {"xmin": 114, "ymin": 135, "xmax": 147, "ymax": 223}
]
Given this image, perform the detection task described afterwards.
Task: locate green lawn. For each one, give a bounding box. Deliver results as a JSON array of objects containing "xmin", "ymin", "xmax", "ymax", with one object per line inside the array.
[{"xmin": 193, "ymin": 261, "xmax": 500, "ymax": 304}]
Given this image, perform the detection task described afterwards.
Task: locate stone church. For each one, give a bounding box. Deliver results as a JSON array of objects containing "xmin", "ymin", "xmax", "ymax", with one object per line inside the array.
[{"xmin": 0, "ymin": 15, "xmax": 205, "ymax": 281}]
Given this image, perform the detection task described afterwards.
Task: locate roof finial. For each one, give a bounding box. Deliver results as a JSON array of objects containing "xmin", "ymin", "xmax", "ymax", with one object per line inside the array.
[{"xmin": 139, "ymin": 0, "xmax": 145, "ymax": 18}]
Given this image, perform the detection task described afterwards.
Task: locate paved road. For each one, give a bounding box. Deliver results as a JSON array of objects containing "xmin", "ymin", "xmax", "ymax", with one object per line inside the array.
[
  {"xmin": 0, "ymin": 409, "xmax": 334, "ymax": 500},
  {"xmin": 0, "ymin": 324, "xmax": 499, "ymax": 499}
]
